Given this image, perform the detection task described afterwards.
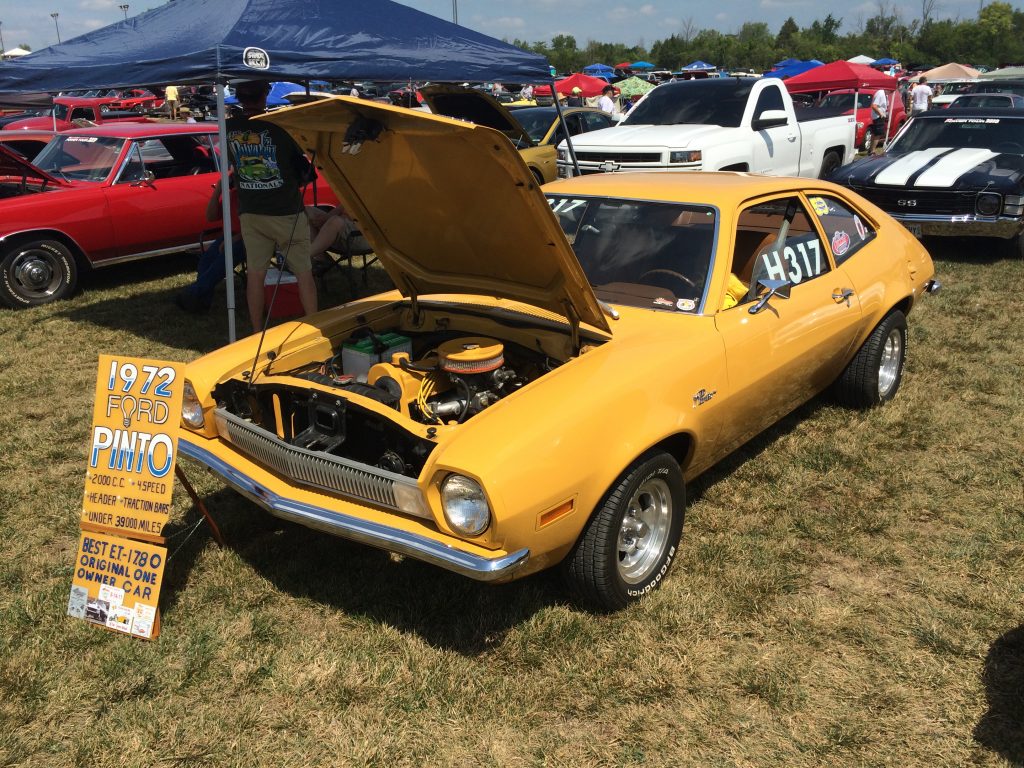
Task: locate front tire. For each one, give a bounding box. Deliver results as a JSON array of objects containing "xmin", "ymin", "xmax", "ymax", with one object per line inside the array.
[
  {"xmin": 832, "ymin": 310, "xmax": 907, "ymax": 408},
  {"xmin": 0, "ymin": 239, "xmax": 79, "ymax": 308},
  {"xmin": 861, "ymin": 128, "xmax": 874, "ymax": 152},
  {"xmin": 562, "ymin": 452, "xmax": 685, "ymax": 611}
]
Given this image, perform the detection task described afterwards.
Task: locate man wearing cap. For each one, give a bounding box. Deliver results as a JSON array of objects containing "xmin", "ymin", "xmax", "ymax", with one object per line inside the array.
[
  {"xmin": 598, "ymin": 85, "xmax": 618, "ymax": 115},
  {"xmin": 566, "ymin": 87, "xmax": 583, "ymax": 107},
  {"xmin": 226, "ymin": 80, "xmax": 317, "ymax": 331}
]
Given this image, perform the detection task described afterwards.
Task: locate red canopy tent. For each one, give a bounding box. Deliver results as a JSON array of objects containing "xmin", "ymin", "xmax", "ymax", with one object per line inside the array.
[
  {"xmin": 783, "ymin": 60, "xmax": 897, "ymax": 93},
  {"xmin": 784, "ymin": 60, "xmax": 900, "ymax": 151},
  {"xmin": 534, "ymin": 72, "xmax": 617, "ymax": 98}
]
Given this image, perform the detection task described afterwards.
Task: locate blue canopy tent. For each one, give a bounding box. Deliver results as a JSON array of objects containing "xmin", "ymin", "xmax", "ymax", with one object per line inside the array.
[
  {"xmin": 0, "ymin": 0, "xmax": 550, "ymax": 340},
  {"xmin": 225, "ymin": 81, "xmax": 306, "ymax": 106},
  {"xmin": 773, "ymin": 58, "xmax": 802, "ymax": 69},
  {"xmin": 872, "ymin": 58, "xmax": 899, "ymax": 66},
  {"xmin": 763, "ymin": 60, "xmax": 824, "ymax": 79},
  {"xmin": 583, "ymin": 63, "xmax": 614, "ymax": 75},
  {"xmin": 682, "ymin": 60, "xmax": 716, "ymax": 71},
  {"xmin": 630, "ymin": 61, "xmax": 656, "ymax": 70}
]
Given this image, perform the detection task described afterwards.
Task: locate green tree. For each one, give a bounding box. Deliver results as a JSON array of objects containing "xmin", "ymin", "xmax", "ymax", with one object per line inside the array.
[{"xmin": 777, "ymin": 17, "xmax": 799, "ymax": 50}]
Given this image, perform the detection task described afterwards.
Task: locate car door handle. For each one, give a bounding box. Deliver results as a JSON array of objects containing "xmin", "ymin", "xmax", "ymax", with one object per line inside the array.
[
  {"xmin": 832, "ymin": 288, "xmax": 854, "ymax": 306},
  {"xmin": 787, "ymin": 135, "xmax": 797, "ymax": 142}
]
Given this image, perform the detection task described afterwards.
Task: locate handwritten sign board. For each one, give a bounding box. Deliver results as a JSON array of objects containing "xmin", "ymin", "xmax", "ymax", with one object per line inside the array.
[
  {"xmin": 68, "ymin": 530, "xmax": 166, "ymax": 639},
  {"xmin": 81, "ymin": 355, "xmax": 184, "ymax": 540},
  {"xmin": 70, "ymin": 355, "xmax": 184, "ymax": 640}
]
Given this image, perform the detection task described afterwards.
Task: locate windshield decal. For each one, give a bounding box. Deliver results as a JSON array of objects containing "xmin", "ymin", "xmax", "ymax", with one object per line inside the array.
[
  {"xmin": 831, "ymin": 231, "xmax": 851, "ymax": 256},
  {"xmin": 809, "ymin": 197, "xmax": 831, "ymax": 217},
  {"xmin": 854, "ymin": 215, "xmax": 867, "ymax": 240},
  {"xmin": 65, "ymin": 137, "xmax": 99, "ymax": 143},
  {"xmin": 944, "ymin": 118, "xmax": 1000, "ymax": 124}
]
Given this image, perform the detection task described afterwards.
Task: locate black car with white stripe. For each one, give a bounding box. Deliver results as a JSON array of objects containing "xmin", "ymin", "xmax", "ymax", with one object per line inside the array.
[{"xmin": 830, "ymin": 108, "xmax": 1024, "ymax": 257}]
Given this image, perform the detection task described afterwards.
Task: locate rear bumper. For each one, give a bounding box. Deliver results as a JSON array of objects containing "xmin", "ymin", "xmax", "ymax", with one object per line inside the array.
[{"xmin": 177, "ymin": 436, "xmax": 530, "ymax": 582}]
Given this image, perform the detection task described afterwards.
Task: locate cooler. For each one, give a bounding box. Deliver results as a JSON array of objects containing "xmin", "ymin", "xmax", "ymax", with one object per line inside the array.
[{"xmin": 264, "ymin": 269, "xmax": 303, "ymax": 318}]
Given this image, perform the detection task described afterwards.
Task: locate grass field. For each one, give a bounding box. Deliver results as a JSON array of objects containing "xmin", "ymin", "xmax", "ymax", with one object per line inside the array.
[{"xmin": 0, "ymin": 241, "xmax": 1021, "ymax": 767}]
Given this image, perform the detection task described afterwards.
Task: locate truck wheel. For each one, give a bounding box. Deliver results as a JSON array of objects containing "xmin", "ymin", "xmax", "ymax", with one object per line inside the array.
[
  {"xmin": 561, "ymin": 452, "xmax": 685, "ymax": 611},
  {"xmin": 1002, "ymin": 232, "xmax": 1024, "ymax": 260},
  {"xmin": 832, "ymin": 310, "xmax": 907, "ymax": 408},
  {"xmin": 0, "ymin": 239, "xmax": 79, "ymax": 308},
  {"xmin": 819, "ymin": 150, "xmax": 842, "ymax": 179}
]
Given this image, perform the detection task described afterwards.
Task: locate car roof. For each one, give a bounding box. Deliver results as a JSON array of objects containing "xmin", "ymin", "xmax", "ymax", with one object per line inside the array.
[
  {"xmin": 544, "ymin": 171, "xmax": 847, "ymax": 210},
  {"xmin": 61, "ymin": 123, "xmax": 216, "ymax": 138}
]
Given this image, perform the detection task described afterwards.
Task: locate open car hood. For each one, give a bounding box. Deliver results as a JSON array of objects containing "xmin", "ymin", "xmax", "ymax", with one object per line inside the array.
[
  {"xmin": 418, "ymin": 84, "xmax": 534, "ymax": 147},
  {"xmin": 0, "ymin": 143, "xmax": 68, "ymax": 187},
  {"xmin": 259, "ymin": 97, "xmax": 610, "ymax": 334}
]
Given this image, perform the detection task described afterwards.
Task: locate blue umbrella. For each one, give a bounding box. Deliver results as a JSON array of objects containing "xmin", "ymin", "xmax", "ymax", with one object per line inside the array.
[
  {"xmin": 583, "ymin": 63, "xmax": 614, "ymax": 74},
  {"xmin": 630, "ymin": 61, "xmax": 655, "ymax": 70},
  {"xmin": 763, "ymin": 60, "xmax": 824, "ymax": 79}
]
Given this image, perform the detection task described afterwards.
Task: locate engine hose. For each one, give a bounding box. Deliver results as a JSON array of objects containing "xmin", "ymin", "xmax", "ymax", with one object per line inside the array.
[{"xmin": 455, "ymin": 377, "xmax": 472, "ymax": 424}]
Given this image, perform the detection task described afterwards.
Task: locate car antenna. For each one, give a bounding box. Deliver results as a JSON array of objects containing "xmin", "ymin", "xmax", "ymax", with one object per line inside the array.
[{"xmin": 246, "ymin": 151, "xmax": 318, "ymax": 389}]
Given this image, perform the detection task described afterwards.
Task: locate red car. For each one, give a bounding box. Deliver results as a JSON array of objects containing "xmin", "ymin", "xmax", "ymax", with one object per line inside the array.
[
  {"xmin": 3, "ymin": 97, "xmax": 153, "ymax": 132},
  {"xmin": 0, "ymin": 123, "xmax": 337, "ymax": 308},
  {"xmin": 816, "ymin": 89, "xmax": 908, "ymax": 151},
  {"xmin": 105, "ymin": 89, "xmax": 165, "ymax": 112}
]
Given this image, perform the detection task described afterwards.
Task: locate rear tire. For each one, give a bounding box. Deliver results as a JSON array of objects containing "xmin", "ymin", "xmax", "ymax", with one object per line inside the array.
[
  {"xmin": 832, "ymin": 310, "xmax": 907, "ymax": 408},
  {"xmin": 561, "ymin": 452, "xmax": 684, "ymax": 611},
  {"xmin": 0, "ymin": 238, "xmax": 78, "ymax": 308},
  {"xmin": 819, "ymin": 150, "xmax": 842, "ymax": 179}
]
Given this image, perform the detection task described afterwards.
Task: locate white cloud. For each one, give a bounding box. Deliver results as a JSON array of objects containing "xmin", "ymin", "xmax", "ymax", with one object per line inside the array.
[
  {"xmin": 478, "ymin": 15, "xmax": 527, "ymax": 31},
  {"xmin": 606, "ymin": 6, "xmax": 633, "ymax": 21},
  {"xmin": 638, "ymin": 4, "xmax": 657, "ymax": 15},
  {"xmin": 78, "ymin": 0, "xmax": 117, "ymax": 9},
  {"xmin": 760, "ymin": 0, "xmax": 811, "ymax": 7},
  {"xmin": 83, "ymin": 17, "xmax": 107, "ymax": 30},
  {"xmin": 715, "ymin": 12, "xmax": 731, "ymax": 21}
]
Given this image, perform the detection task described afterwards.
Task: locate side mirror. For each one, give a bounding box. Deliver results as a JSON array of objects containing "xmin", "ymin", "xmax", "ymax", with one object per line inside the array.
[
  {"xmin": 131, "ymin": 170, "xmax": 156, "ymax": 188},
  {"xmin": 748, "ymin": 278, "xmax": 791, "ymax": 314},
  {"xmin": 752, "ymin": 109, "xmax": 789, "ymax": 130}
]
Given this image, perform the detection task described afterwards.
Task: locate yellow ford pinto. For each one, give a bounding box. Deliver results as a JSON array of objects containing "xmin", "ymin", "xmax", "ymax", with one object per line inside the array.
[{"xmin": 178, "ymin": 98, "xmax": 938, "ymax": 610}]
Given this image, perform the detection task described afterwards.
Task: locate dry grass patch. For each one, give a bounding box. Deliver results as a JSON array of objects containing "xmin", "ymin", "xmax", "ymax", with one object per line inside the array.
[{"xmin": 0, "ymin": 241, "xmax": 1021, "ymax": 767}]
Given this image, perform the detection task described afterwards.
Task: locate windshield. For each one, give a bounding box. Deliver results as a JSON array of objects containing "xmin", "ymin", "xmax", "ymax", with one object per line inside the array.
[
  {"xmin": 547, "ymin": 194, "xmax": 717, "ymax": 313},
  {"xmin": 33, "ymin": 135, "xmax": 126, "ymax": 182},
  {"xmin": 622, "ymin": 80, "xmax": 753, "ymax": 127},
  {"xmin": 889, "ymin": 116, "xmax": 1024, "ymax": 154},
  {"xmin": 511, "ymin": 107, "xmax": 556, "ymax": 142}
]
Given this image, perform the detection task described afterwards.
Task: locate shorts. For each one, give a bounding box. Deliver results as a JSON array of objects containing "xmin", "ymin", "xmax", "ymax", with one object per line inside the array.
[
  {"xmin": 240, "ymin": 212, "xmax": 312, "ymax": 274},
  {"xmin": 871, "ymin": 117, "xmax": 887, "ymax": 133}
]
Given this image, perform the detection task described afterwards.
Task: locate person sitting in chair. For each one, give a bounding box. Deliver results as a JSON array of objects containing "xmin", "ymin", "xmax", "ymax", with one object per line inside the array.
[{"xmin": 175, "ymin": 175, "xmax": 246, "ymax": 312}]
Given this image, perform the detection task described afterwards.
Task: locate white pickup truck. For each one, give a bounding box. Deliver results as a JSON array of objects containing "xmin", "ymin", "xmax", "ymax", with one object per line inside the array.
[{"xmin": 557, "ymin": 77, "xmax": 855, "ymax": 179}]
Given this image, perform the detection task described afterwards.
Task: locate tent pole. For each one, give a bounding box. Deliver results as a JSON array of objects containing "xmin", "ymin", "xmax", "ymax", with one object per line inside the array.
[
  {"xmin": 853, "ymin": 89, "xmax": 859, "ymax": 153},
  {"xmin": 217, "ymin": 82, "xmax": 237, "ymax": 343},
  {"xmin": 552, "ymin": 78, "xmax": 580, "ymax": 177},
  {"xmin": 883, "ymin": 90, "xmax": 895, "ymax": 150}
]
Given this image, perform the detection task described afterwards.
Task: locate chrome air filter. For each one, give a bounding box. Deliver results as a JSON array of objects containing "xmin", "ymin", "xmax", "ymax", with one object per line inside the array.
[{"xmin": 438, "ymin": 337, "xmax": 505, "ymax": 374}]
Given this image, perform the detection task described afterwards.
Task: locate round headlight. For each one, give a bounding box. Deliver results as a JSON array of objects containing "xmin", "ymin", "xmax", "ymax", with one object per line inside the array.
[
  {"xmin": 440, "ymin": 474, "xmax": 491, "ymax": 536},
  {"xmin": 181, "ymin": 380, "xmax": 205, "ymax": 429},
  {"xmin": 976, "ymin": 192, "xmax": 1002, "ymax": 217}
]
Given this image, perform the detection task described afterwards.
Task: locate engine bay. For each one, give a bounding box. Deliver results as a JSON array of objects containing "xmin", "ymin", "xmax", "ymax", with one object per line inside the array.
[{"xmin": 214, "ymin": 317, "xmax": 577, "ymax": 479}]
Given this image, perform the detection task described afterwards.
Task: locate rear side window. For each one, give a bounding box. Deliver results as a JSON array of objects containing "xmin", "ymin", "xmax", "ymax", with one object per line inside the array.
[{"xmin": 807, "ymin": 195, "xmax": 876, "ymax": 266}]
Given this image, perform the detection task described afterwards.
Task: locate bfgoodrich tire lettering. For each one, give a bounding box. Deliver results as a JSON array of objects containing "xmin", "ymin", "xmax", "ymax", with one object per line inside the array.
[
  {"xmin": 562, "ymin": 451, "xmax": 685, "ymax": 611},
  {"xmin": 0, "ymin": 239, "xmax": 78, "ymax": 308},
  {"xmin": 833, "ymin": 310, "xmax": 908, "ymax": 408}
]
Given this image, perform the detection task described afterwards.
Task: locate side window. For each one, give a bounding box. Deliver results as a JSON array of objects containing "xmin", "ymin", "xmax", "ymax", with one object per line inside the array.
[
  {"xmin": 753, "ymin": 86, "xmax": 784, "ymax": 118},
  {"xmin": 724, "ymin": 196, "xmax": 829, "ymax": 310},
  {"xmin": 565, "ymin": 114, "xmax": 586, "ymax": 137},
  {"xmin": 583, "ymin": 112, "xmax": 614, "ymax": 131},
  {"xmin": 69, "ymin": 107, "xmax": 93, "ymax": 122},
  {"xmin": 807, "ymin": 195, "xmax": 876, "ymax": 266}
]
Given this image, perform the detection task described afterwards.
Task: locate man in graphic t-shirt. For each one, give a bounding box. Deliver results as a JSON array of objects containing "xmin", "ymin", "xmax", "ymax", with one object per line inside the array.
[{"xmin": 226, "ymin": 80, "xmax": 317, "ymax": 331}]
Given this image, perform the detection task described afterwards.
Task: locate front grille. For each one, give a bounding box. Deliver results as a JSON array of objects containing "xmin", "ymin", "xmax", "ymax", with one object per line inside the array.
[
  {"xmin": 576, "ymin": 151, "xmax": 663, "ymax": 164},
  {"xmin": 215, "ymin": 408, "xmax": 420, "ymax": 513},
  {"xmin": 849, "ymin": 185, "xmax": 978, "ymax": 216}
]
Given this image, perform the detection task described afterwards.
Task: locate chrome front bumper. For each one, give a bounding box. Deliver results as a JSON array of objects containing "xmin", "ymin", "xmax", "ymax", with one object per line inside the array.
[
  {"xmin": 891, "ymin": 213, "xmax": 1023, "ymax": 239},
  {"xmin": 177, "ymin": 437, "xmax": 530, "ymax": 582}
]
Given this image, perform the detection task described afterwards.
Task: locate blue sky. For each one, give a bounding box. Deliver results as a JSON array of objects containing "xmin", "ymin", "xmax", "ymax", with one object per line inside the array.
[{"xmin": 1, "ymin": 0, "xmax": 989, "ymax": 55}]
